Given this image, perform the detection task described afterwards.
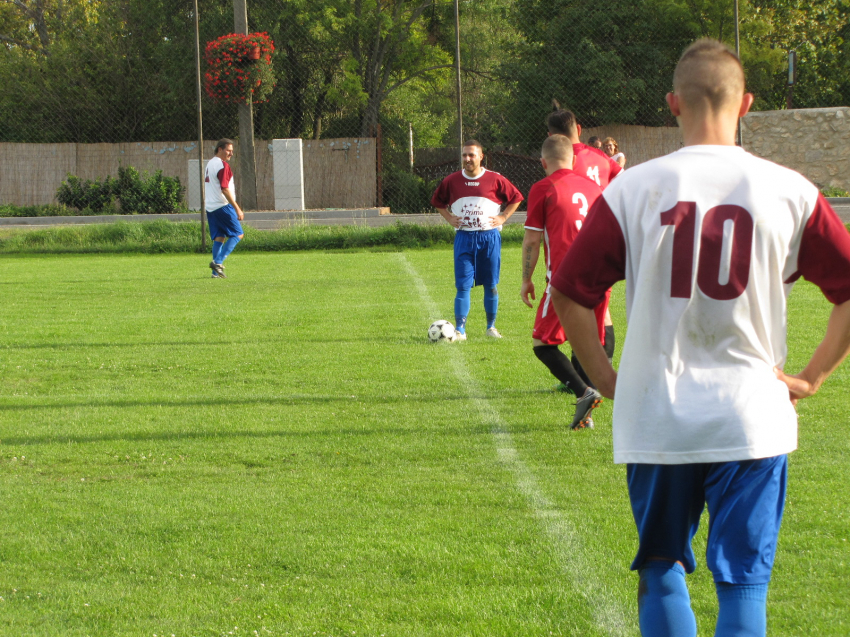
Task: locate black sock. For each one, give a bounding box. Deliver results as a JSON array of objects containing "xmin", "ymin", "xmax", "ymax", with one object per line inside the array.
[
  {"xmin": 534, "ymin": 345, "xmax": 588, "ymax": 394},
  {"xmin": 604, "ymin": 325, "xmax": 616, "ymax": 362},
  {"xmin": 571, "ymin": 352, "xmax": 594, "ymax": 389}
]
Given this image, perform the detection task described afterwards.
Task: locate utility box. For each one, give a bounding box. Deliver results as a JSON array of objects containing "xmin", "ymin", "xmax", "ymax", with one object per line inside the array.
[{"xmin": 272, "ymin": 139, "xmax": 305, "ymax": 211}]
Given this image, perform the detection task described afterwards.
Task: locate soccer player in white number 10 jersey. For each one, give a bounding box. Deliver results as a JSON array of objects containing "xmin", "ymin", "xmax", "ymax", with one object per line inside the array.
[{"xmin": 552, "ymin": 39, "xmax": 850, "ymax": 636}]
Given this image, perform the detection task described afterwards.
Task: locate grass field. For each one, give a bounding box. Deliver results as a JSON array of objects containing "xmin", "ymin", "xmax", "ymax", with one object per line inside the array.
[{"xmin": 0, "ymin": 247, "xmax": 848, "ymax": 636}]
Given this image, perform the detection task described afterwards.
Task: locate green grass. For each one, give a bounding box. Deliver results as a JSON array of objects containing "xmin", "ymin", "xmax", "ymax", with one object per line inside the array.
[
  {"xmin": 0, "ymin": 248, "xmax": 847, "ymax": 636},
  {"xmin": 0, "ymin": 221, "xmax": 528, "ymax": 254}
]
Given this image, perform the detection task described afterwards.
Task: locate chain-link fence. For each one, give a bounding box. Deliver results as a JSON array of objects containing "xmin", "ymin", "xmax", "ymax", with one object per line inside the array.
[{"xmin": 1, "ymin": 0, "xmax": 848, "ymax": 215}]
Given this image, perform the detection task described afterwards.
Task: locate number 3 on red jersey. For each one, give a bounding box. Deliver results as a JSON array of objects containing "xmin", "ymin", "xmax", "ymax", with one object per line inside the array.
[{"xmin": 660, "ymin": 202, "xmax": 754, "ymax": 300}]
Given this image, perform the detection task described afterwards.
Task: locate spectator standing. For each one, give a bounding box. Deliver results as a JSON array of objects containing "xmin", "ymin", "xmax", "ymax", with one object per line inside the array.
[{"xmin": 603, "ymin": 136, "xmax": 627, "ymax": 168}]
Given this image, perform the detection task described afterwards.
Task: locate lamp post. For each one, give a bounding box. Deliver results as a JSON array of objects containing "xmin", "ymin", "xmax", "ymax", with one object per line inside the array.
[{"xmin": 453, "ymin": 0, "xmax": 463, "ymax": 167}]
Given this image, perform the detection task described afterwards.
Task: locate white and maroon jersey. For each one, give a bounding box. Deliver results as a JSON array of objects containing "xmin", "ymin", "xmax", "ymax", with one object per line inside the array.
[
  {"xmin": 431, "ymin": 168, "xmax": 523, "ymax": 231},
  {"xmin": 552, "ymin": 145, "xmax": 850, "ymax": 465},
  {"xmin": 204, "ymin": 156, "xmax": 235, "ymax": 212},
  {"xmin": 525, "ymin": 168, "xmax": 602, "ymax": 282},
  {"xmin": 573, "ymin": 142, "xmax": 622, "ymax": 189}
]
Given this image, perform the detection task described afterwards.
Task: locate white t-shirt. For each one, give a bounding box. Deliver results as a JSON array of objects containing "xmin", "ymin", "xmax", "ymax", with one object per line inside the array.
[
  {"xmin": 204, "ymin": 156, "xmax": 235, "ymax": 212},
  {"xmin": 552, "ymin": 145, "xmax": 850, "ymax": 464}
]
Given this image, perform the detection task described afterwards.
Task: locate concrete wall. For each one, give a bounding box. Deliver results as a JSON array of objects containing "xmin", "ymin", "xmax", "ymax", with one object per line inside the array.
[{"xmin": 741, "ymin": 107, "xmax": 850, "ymax": 192}]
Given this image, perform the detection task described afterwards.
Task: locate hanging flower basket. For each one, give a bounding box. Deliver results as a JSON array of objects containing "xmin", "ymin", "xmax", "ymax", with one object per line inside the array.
[{"xmin": 204, "ymin": 32, "xmax": 275, "ymax": 105}]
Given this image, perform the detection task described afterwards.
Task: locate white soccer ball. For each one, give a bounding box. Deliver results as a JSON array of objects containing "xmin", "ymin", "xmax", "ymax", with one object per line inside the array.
[{"xmin": 428, "ymin": 320, "xmax": 456, "ymax": 342}]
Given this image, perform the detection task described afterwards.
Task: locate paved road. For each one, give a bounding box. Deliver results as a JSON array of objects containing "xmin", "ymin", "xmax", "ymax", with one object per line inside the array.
[{"xmin": 1, "ymin": 201, "xmax": 847, "ymax": 230}]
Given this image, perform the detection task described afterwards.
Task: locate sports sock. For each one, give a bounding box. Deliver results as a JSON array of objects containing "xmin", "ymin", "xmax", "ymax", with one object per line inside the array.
[
  {"xmin": 534, "ymin": 346, "xmax": 587, "ymax": 395},
  {"xmin": 218, "ymin": 236, "xmax": 241, "ymax": 263},
  {"xmin": 604, "ymin": 325, "xmax": 616, "ymax": 362},
  {"xmin": 715, "ymin": 582, "xmax": 768, "ymax": 637},
  {"xmin": 454, "ymin": 288, "xmax": 471, "ymax": 333},
  {"xmin": 211, "ymin": 240, "xmax": 224, "ymax": 263},
  {"xmin": 484, "ymin": 286, "xmax": 498, "ymax": 329},
  {"xmin": 571, "ymin": 353, "xmax": 594, "ymax": 388},
  {"xmin": 638, "ymin": 561, "xmax": 697, "ymax": 637}
]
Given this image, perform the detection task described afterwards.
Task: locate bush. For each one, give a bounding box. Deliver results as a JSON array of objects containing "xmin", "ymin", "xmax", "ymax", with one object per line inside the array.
[
  {"xmin": 821, "ymin": 186, "xmax": 850, "ymax": 198},
  {"xmin": 382, "ymin": 168, "xmax": 438, "ymax": 214},
  {"xmin": 56, "ymin": 166, "xmax": 186, "ymax": 215},
  {"xmin": 56, "ymin": 175, "xmax": 117, "ymax": 212}
]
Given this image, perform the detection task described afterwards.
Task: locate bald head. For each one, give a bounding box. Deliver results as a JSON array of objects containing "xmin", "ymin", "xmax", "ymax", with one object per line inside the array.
[
  {"xmin": 542, "ymin": 135, "xmax": 573, "ymax": 163},
  {"xmin": 540, "ymin": 134, "xmax": 574, "ymax": 175},
  {"xmin": 673, "ymin": 39, "xmax": 745, "ymax": 113}
]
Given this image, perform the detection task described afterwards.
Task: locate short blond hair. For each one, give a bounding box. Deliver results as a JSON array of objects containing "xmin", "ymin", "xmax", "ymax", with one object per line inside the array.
[
  {"xmin": 602, "ymin": 137, "xmax": 618, "ymax": 153},
  {"xmin": 673, "ymin": 39, "xmax": 745, "ymax": 112},
  {"xmin": 542, "ymin": 134, "xmax": 574, "ymax": 164}
]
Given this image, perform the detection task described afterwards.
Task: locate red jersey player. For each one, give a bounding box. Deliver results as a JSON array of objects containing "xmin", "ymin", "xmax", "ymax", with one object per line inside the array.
[
  {"xmin": 546, "ymin": 109, "xmax": 622, "ymax": 189},
  {"xmin": 521, "ymin": 134, "xmax": 607, "ymax": 429}
]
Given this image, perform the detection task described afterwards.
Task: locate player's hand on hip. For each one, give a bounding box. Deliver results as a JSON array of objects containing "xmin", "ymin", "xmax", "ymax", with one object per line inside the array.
[
  {"xmin": 521, "ymin": 281, "xmax": 536, "ymax": 308},
  {"xmin": 489, "ymin": 215, "xmax": 506, "ymax": 229},
  {"xmin": 447, "ymin": 215, "xmax": 462, "ymax": 228},
  {"xmin": 774, "ymin": 367, "xmax": 816, "ymax": 406}
]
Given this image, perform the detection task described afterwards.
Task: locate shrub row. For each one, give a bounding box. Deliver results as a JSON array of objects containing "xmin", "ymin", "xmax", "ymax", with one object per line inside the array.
[{"xmin": 56, "ymin": 166, "xmax": 185, "ymax": 214}]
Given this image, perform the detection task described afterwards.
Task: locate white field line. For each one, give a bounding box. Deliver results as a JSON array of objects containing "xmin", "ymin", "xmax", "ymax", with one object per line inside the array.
[{"xmin": 398, "ymin": 253, "xmax": 632, "ymax": 637}]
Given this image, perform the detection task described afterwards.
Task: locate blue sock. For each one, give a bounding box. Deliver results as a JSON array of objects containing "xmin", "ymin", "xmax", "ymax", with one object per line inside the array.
[
  {"xmin": 218, "ymin": 236, "xmax": 241, "ymax": 263},
  {"xmin": 715, "ymin": 582, "xmax": 768, "ymax": 637},
  {"xmin": 638, "ymin": 562, "xmax": 697, "ymax": 637},
  {"xmin": 484, "ymin": 286, "xmax": 498, "ymax": 329},
  {"xmin": 454, "ymin": 288, "xmax": 471, "ymax": 333},
  {"xmin": 211, "ymin": 240, "xmax": 223, "ymax": 263}
]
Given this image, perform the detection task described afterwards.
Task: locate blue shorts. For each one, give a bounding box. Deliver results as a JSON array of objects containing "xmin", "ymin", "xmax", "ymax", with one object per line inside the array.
[
  {"xmin": 627, "ymin": 455, "xmax": 787, "ymax": 584},
  {"xmin": 207, "ymin": 204, "xmax": 243, "ymax": 239},
  {"xmin": 454, "ymin": 228, "xmax": 501, "ymax": 289}
]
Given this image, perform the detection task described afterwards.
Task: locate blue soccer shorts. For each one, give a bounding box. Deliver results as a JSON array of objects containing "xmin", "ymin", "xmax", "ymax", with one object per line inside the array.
[
  {"xmin": 453, "ymin": 228, "xmax": 501, "ymax": 290},
  {"xmin": 627, "ymin": 455, "xmax": 787, "ymax": 584},
  {"xmin": 207, "ymin": 204, "xmax": 243, "ymax": 240}
]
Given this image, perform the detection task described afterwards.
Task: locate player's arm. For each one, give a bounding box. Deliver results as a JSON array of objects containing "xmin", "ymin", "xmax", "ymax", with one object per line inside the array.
[
  {"xmin": 222, "ymin": 187, "xmax": 244, "ymax": 220},
  {"xmin": 521, "ymin": 229, "xmax": 543, "ymax": 307},
  {"xmin": 552, "ymin": 288, "xmax": 617, "ymax": 398},
  {"xmin": 776, "ymin": 298, "xmax": 850, "ymax": 404},
  {"xmin": 436, "ymin": 207, "xmax": 461, "ymax": 228}
]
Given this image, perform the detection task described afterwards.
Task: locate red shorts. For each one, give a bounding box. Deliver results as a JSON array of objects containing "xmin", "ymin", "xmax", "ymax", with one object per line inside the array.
[{"xmin": 533, "ymin": 285, "xmax": 610, "ymax": 346}]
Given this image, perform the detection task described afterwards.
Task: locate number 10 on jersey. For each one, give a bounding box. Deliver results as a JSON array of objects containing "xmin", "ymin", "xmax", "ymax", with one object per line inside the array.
[{"xmin": 660, "ymin": 202, "xmax": 754, "ymax": 301}]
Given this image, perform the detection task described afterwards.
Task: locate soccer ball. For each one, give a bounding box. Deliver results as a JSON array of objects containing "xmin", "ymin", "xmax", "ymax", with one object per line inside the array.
[{"xmin": 428, "ymin": 320, "xmax": 456, "ymax": 342}]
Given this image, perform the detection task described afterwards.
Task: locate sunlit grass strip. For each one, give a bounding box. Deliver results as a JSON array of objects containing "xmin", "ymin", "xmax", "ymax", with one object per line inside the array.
[{"xmin": 0, "ymin": 220, "xmax": 527, "ymax": 254}]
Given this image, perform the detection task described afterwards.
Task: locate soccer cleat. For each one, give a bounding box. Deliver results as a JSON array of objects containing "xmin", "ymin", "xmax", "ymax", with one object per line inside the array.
[
  {"xmin": 486, "ymin": 327, "xmax": 502, "ymax": 338},
  {"xmin": 571, "ymin": 387, "xmax": 602, "ymax": 430},
  {"xmin": 452, "ymin": 331, "xmax": 467, "ymax": 342},
  {"xmin": 575, "ymin": 416, "xmax": 595, "ymax": 429},
  {"xmin": 210, "ymin": 262, "xmax": 226, "ymax": 278}
]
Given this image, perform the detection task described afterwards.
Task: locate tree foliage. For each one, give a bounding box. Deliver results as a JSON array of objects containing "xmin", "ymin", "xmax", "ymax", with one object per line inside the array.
[{"xmin": 0, "ymin": 0, "xmax": 847, "ymax": 148}]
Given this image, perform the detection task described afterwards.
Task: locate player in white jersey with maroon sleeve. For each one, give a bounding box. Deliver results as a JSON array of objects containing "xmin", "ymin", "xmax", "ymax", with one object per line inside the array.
[
  {"xmin": 204, "ymin": 138, "xmax": 244, "ymax": 278},
  {"xmin": 551, "ymin": 40, "xmax": 850, "ymax": 636},
  {"xmin": 431, "ymin": 140, "xmax": 523, "ymax": 339}
]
